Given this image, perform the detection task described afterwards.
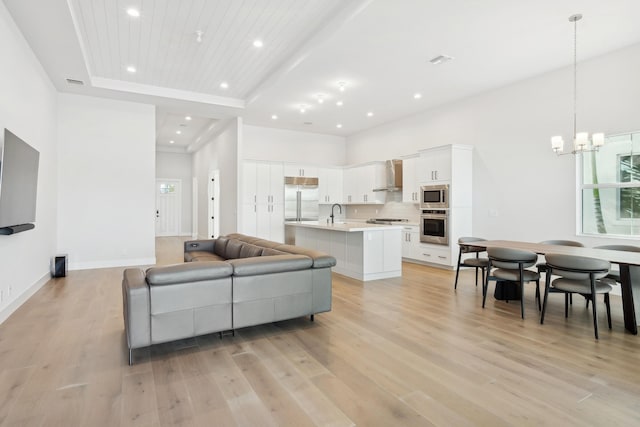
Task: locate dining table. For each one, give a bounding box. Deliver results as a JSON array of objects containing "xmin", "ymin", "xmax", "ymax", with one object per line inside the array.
[{"xmin": 471, "ymin": 240, "xmax": 640, "ymax": 335}]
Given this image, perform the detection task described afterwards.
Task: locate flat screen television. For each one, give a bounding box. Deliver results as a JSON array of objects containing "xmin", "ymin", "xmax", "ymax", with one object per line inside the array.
[{"xmin": 0, "ymin": 128, "xmax": 40, "ymax": 234}]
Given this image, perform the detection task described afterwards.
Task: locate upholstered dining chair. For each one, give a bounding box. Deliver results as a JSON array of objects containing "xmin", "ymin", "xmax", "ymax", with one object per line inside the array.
[
  {"xmin": 540, "ymin": 253, "xmax": 612, "ymax": 339},
  {"xmin": 536, "ymin": 240, "xmax": 584, "ymax": 304},
  {"xmin": 483, "ymin": 247, "xmax": 541, "ymax": 319},
  {"xmin": 454, "ymin": 237, "xmax": 489, "ymax": 289}
]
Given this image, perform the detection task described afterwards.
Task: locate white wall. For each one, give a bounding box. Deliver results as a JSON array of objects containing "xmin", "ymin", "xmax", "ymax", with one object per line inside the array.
[
  {"xmin": 346, "ymin": 43, "xmax": 640, "ymax": 245},
  {"xmin": 192, "ymin": 119, "xmax": 240, "ymax": 238},
  {"xmin": 0, "ymin": 2, "xmax": 58, "ymax": 323},
  {"xmin": 243, "ymin": 125, "xmax": 346, "ymax": 165},
  {"xmin": 156, "ymin": 151, "xmax": 193, "ymax": 235},
  {"xmin": 57, "ymin": 94, "xmax": 156, "ymax": 269}
]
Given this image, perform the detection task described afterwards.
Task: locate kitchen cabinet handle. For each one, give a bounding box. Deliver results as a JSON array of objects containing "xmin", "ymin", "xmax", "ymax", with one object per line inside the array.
[
  {"xmin": 423, "ymin": 253, "xmax": 431, "ymax": 257},
  {"xmin": 438, "ymin": 255, "xmax": 446, "ymax": 259}
]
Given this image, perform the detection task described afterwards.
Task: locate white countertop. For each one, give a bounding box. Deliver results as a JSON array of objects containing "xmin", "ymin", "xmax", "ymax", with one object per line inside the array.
[{"xmin": 285, "ymin": 221, "xmax": 403, "ymax": 232}]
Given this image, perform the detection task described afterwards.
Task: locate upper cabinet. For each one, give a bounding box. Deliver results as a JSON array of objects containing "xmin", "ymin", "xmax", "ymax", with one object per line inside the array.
[
  {"xmin": 343, "ymin": 162, "xmax": 385, "ymax": 204},
  {"xmin": 402, "ymin": 156, "xmax": 419, "ymax": 203},
  {"xmin": 418, "ymin": 146, "xmax": 451, "ymax": 183},
  {"xmin": 318, "ymin": 167, "xmax": 343, "ymax": 204},
  {"xmin": 283, "ymin": 164, "xmax": 318, "ymax": 178}
]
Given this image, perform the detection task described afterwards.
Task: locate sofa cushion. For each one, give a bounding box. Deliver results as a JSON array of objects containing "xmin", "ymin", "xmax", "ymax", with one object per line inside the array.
[
  {"xmin": 261, "ymin": 248, "xmax": 288, "ymax": 256},
  {"xmin": 274, "ymin": 244, "xmax": 337, "ymax": 268},
  {"xmin": 251, "ymin": 238, "xmax": 283, "ymax": 249},
  {"xmin": 224, "ymin": 239, "xmax": 244, "ymax": 259},
  {"xmin": 185, "ymin": 251, "xmax": 221, "ymax": 262},
  {"xmin": 240, "ymin": 243, "xmax": 265, "ymax": 258},
  {"xmin": 229, "ymin": 255, "xmax": 313, "ymax": 276},
  {"xmin": 146, "ymin": 261, "xmax": 233, "ymax": 286},
  {"xmin": 191, "ymin": 255, "xmax": 226, "ymax": 262},
  {"xmin": 214, "ymin": 237, "xmax": 229, "ymax": 257}
]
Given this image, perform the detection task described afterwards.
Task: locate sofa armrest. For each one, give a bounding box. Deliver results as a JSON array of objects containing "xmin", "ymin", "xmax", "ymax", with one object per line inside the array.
[
  {"xmin": 184, "ymin": 239, "xmax": 215, "ymax": 254},
  {"xmin": 146, "ymin": 261, "xmax": 233, "ymax": 286},
  {"xmin": 122, "ymin": 268, "xmax": 151, "ymax": 350},
  {"xmin": 229, "ymin": 255, "xmax": 313, "ymax": 276}
]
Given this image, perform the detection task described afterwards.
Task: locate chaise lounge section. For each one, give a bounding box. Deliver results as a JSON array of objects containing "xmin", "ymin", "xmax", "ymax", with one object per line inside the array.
[{"xmin": 122, "ymin": 234, "xmax": 336, "ymax": 364}]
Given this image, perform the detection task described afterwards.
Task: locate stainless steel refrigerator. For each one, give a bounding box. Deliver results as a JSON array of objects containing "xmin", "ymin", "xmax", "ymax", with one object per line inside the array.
[{"xmin": 284, "ymin": 176, "xmax": 319, "ymax": 221}]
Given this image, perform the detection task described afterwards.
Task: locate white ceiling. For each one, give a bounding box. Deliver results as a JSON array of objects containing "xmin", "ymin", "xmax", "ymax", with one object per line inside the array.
[{"xmin": 5, "ymin": 0, "xmax": 640, "ymax": 151}]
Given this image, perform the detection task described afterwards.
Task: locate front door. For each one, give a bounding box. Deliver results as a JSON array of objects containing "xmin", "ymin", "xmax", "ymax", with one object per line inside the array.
[{"xmin": 156, "ymin": 179, "xmax": 182, "ymax": 236}]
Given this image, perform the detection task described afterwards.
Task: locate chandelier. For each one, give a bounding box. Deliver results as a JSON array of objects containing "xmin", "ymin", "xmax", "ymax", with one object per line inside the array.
[{"xmin": 551, "ymin": 14, "xmax": 604, "ymax": 155}]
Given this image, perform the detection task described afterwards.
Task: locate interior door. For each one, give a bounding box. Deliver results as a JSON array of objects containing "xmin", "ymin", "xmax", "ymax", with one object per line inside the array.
[{"xmin": 155, "ymin": 179, "xmax": 181, "ymax": 236}]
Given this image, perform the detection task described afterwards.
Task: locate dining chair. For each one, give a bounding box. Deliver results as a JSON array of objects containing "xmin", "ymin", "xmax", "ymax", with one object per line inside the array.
[
  {"xmin": 536, "ymin": 240, "xmax": 584, "ymax": 305},
  {"xmin": 454, "ymin": 237, "xmax": 489, "ymax": 289},
  {"xmin": 483, "ymin": 247, "xmax": 541, "ymax": 319},
  {"xmin": 540, "ymin": 253, "xmax": 612, "ymax": 339}
]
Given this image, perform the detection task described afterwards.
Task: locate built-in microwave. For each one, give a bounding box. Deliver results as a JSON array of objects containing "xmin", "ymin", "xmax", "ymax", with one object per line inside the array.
[{"xmin": 420, "ymin": 184, "xmax": 449, "ymax": 209}]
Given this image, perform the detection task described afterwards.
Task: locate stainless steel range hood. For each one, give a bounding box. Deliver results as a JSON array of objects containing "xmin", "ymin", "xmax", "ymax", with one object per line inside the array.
[{"xmin": 373, "ymin": 159, "xmax": 403, "ymax": 192}]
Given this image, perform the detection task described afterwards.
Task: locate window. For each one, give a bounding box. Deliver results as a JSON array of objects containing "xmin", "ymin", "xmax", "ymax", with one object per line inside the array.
[
  {"xmin": 159, "ymin": 183, "xmax": 176, "ymax": 194},
  {"xmin": 581, "ymin": 131, "xmax": 640, "ymax": 237}
]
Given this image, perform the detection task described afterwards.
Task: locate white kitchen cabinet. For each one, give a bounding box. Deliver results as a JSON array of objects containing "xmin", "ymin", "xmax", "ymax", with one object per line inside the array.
[
  {"xmin": 318, "ymin": 167, "xmax": 343, "ymax": 204},
  {"xmin": 418, "ymin": 146, "xmax": 451, "ymax": 183},
  {"xmin": 284, "ymin": 164, "xmax": 318, "ymax": 178},
  {"xmin": 401, "ymin": 225, "xmax": 419, "ymax": 259},
  {"xmin": 241, "ymin": 160, "xmax": 284, "ymax": 242},
  {"xmin": 414, "ymin": 243, "xmax": 451, "ymax": 266},
  {"xmin": 402, "ymin": 156, "xmax": 420, "ymax": 203},
  {"xmin": 343, "ymin": 162, "xmax": 385, "ymax": 204}
]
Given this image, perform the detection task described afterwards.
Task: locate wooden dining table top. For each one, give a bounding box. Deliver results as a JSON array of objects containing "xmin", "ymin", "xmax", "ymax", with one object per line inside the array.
[{"xmin": 472, "ymin": 240, "xmax": 640, "ymax": 266}]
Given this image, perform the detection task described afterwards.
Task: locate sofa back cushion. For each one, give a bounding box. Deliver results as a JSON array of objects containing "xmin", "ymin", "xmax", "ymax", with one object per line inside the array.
[
  {"xmin": 224, "ymin": 239, "xmax": 244, "ymax": 259},
  {"xmin": 240, "ymin": 243, "xmax": 265, "ymax": 258},
  {"xmin": 262, "ymin": 248, "xmax": 288, "ymax": 256},
  {"xmin": 214, "ymin": 237, "xmax": 229, "ymax": 257}
]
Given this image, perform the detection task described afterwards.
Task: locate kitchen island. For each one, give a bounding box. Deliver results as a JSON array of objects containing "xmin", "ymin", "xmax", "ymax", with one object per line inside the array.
[{"xmin": 286, "ymin": 221, "xmax": 402, "ymax": 281}]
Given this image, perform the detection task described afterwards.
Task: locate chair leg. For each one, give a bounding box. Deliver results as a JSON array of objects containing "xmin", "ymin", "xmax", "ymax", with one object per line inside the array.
[
  {"xmin": 605, "ymin": 293, "xmax": 612, "ymax": 329},
  {"xmin": 454, "ymin": 250, "xmax": 463, "ymax": 289},
  {"xmin": 482, "ymin": 263, "xmax": 491, "ymax": 308},
  {"xmin": 535, "ymin": 280, "xmax": 541, "ymax": 311},
  {"xmin": 474, "ymin": 267, "xmax": 479, "ymax": 287},
  {"xmin": 590, "ymin": 278, "xmax": 599, "ymax": 339},
  {"xmin": 519, "ymin": 265, "xmax": 525, "ymax": 319},
  {"xmin": 569, "ymin": 293, "xmax": 573, "ymax": 305},
  {"xmin": 540, "ymin": 272, "xmax": 551, "ymax": 324},
  {"xmin": 564, "ymin": 293, "xmax": 569, "ymax": 318}
]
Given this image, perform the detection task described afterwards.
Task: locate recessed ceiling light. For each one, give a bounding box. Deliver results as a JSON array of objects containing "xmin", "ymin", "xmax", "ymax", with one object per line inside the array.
[
  {"xmin": 414, "ymin": 93, "xmax": 422, "ymax": 99},
  {"xmin": 176, "ymin": 130, "xmax": 182, "ymax": 135},
  {"xmin": 336, "ymin": 100, "xmax": 343, "ymax": 107},
  {"xmin": 169, "ymin": 140, "xmax": 175, "ymax": 144},
  {"xmin": 253, "ymin": 39, "xmax": 264, "ymax": 48},
  {"xmin": 126, "ymin": 65, "xmax": 137, "ymax": 73},
  {"xmin": 429, "ymin": 54, "xmax": 454, "ymax": 65},
  {"xmin": 299, "ymin": 104, "xmax": 308, "ymax": 113},
  {"xmin": 367, "ymin": 112, "xmax": 373, "ymax": 117},
  {"xmin": 185, "ymin": 116, "xmax": 192, "ymax": 121},
  {"xmin": 219, "ymin": 81, "xmax": 229, "ymax": 89},
  {"xmin": 271, "ymin": 114, "xmax": 278, "ymax": 120},
  {"xmin": 336, "ymin": 124, "xmax": 342, "ymax": 129},
  {"xmin": 337, "ymin": 81, "xmax": 347, "ymax": 92},
  {"xmin": 126, "ymin": 8, "xmax": 140, "ymax": 18},
  {"xmin": 195, "ymin": 30, "xmax": 203, "ymax": 43}
]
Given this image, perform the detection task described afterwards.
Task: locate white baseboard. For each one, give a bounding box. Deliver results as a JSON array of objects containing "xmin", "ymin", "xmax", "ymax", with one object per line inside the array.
[
  {"xmin": 69, "ymin": 257, "xmax": 157, "ymax": 271},
  {"xmin": 0, "ymin": 272, "xmax": 50, "ymax": 325}
]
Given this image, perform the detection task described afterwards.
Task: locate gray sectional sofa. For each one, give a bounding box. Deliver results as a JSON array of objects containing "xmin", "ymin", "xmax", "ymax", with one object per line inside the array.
[{"xmin": 122, "ymin": 233, "xmax": 336, "ymax": 364}]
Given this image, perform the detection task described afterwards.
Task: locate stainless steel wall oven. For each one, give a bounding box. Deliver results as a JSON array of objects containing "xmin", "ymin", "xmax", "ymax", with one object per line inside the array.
[{"xmin": 420, "ymin": 209, "xmax": 448, "ymax": 245}]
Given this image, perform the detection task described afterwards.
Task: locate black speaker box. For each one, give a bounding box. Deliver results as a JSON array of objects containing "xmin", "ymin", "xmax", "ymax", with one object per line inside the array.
[{"xmin": 51, "ymin": 254, "xmax": 68, "ymax": 278}]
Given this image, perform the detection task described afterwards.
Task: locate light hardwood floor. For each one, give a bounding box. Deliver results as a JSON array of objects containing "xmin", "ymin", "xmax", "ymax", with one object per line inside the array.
[{"xmin": 1, "ymin": 237, "xmax": 639, "ymax": 426}]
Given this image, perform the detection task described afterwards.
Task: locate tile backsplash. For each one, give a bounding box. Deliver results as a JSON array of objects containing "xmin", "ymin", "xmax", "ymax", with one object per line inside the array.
[{"xmin": 319, "ymin": 192, "xmax": 420, "ymax": 223}]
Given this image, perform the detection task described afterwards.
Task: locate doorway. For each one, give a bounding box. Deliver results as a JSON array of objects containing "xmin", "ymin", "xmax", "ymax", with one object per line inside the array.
[{"xmin": 155, "ymin": 178, "xmax": 182, "ymax": 236}]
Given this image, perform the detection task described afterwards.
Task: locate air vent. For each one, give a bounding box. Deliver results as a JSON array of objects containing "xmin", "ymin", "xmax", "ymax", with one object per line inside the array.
[
  {"xmin": 303, "ymin": 122, "xmax": 313, "ymax": 125},
  {"xmin": 429, "ymin": 55, "xmax": 454, "ymax": 65},
  {"xmin": 65, "ymin": 78, "xmax": 84, "ymax": 85}
]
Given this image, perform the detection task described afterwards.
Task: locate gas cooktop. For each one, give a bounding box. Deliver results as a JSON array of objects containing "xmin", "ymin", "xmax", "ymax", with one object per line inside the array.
[{"xmin": 365, "ymin": 218, "xmax": 409, "ymax": 225}]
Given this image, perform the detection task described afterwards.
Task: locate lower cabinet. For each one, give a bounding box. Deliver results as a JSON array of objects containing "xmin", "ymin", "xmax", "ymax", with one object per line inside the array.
[{"xmin": 401, "ymin": 225, "xmax": 452, "ymax": 267}]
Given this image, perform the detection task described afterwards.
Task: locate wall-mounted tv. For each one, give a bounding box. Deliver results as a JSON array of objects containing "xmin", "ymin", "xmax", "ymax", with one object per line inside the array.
[{"xmin": 0, "ymin": 129, "xmax": 40, "ymax": 234}]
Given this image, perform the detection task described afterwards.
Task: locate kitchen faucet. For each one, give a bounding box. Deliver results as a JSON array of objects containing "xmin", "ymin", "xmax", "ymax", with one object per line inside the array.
[{"xmin": 330, "ymin": 203, "xmax": 342, "ymax": 224}]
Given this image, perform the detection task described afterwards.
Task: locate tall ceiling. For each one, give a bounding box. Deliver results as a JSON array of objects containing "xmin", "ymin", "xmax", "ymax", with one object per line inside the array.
[{"xmin": 5, "ymin": 0, "xmax": 640, "ymax": 152}]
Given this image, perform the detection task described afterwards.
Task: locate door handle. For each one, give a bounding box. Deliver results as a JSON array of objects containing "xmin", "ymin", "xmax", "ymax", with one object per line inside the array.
[{"xmin": 156, "ymin": 210, "xmax": 159, "ymax": 218}]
